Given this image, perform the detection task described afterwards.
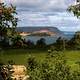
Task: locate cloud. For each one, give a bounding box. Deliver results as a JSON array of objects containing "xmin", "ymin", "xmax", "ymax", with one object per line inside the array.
[
  {"xmin": 4, "ymin": 0, "xmax": 80, "ymax": 32},
  {"xmin": 60, "ymin": 26, "xmax": 80, "ymax": 31},
  {"xmin": 4, "ymin": 0, "xmax": 75, "ymax": 12},
  {"xmin": 17, "ymin": 12, "xmax": 50, "ymax": 26},
  {"xmin": 48, "ymin": 11, "xmax": 80, "ymax": 31},
  {"xmin": 17, "ymin": 11, "xmax": 80, "ymax": 31},
  {"xmin": 49, "ymin": 12, "xmax": 80, "ymax": 26}
]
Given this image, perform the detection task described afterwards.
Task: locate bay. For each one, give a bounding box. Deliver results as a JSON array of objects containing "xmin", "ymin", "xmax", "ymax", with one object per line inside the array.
[{"xmin": 22, "ymin": 33, "xmax": 74, "ymax": 45}]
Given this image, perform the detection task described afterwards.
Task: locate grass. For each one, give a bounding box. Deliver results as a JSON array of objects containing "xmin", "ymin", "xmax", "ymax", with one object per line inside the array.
[
  {"xmin": 64, "ymin": 50, "xmax": 80, "ymax": 71},
  {"xmin": 0, "ymin": 49, "xmax": 47, "ymax": 65},
  {"xmin": 0, "ymin": 49, "xmax": 80, "ymax": 70}
]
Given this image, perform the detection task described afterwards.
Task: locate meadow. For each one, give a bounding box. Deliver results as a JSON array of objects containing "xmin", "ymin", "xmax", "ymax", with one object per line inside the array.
[{"xmin": 0, "ymin": 49, "xmax": 80, "ymax": 71}]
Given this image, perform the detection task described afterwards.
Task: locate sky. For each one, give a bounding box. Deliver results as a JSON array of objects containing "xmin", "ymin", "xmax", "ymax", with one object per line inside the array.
[{"xmin": 3, "ymin": 0, "xmax": 80, "ymax": 32}]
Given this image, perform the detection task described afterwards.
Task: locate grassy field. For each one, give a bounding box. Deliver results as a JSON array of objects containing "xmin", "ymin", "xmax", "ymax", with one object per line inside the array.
[
  {"xmin": 0, "ymin": 49, "xmax": 47, "ymax": 65},
  {"xmin": 0, "ymin": 49, "xmax": 80, "ymax": 70}
]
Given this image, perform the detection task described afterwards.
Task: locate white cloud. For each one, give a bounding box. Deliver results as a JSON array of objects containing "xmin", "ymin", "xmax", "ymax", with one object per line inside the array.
[
  {"xmin": 17, "ymin": 11, "xmax": 80, "ymax": 31},
  {"xmin": 43, "ymin": 0, "xmax": 67, "ymax": 9},
  {"xmin": 18, "ymin": 12, "xmax": 50, "ymax": 26},
  {"xmin": 48, "ymin": 12, "xmax": 80, "ymax": 31},
  {"xmin": 4, "ymin": 0, "xmax": 80, "ymax": 32},
  {"xmin": 4, "ymin": 0, "xmax": 75, "ymax": 12},
  {"xmin": 60, "ymin": 26, "xmax": 80, "ymax": 31}
]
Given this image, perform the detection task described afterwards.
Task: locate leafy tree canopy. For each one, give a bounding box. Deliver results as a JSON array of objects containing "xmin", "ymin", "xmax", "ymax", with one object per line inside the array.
[
  {"xmin": 0, "ymin": 3, "xmax": 18, "ymax": 37},
  {"xmin": 68, "ymin": 1, "xmax": 80, "ymax": 17}
]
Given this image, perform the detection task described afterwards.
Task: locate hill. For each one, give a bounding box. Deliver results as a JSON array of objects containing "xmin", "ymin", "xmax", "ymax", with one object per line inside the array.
[{"xmin": 16, "ymin": 27, "xmax": 63, "ymax": 36}]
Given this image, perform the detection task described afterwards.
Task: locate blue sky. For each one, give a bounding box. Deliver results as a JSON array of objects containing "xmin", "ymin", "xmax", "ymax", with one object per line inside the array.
[{"xmin": 3, "ymin": 0, "xmax": 80, "ymax": 31}]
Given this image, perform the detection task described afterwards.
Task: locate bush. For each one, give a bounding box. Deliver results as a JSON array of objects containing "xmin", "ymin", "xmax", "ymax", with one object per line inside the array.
[
  {"xmin": 7, "ymin": 60, "xmax": 15, "ymax": 65},
  {"xmin": 54, "ymin": 37, "xmax": 67, "ymax": 51},
  {"xmin": 67, "ymin": 32, "xmax": 80, "ymax": 50},
  {"xmin": 0, "ymin": 65, "xmax": 13, "ymax": 80},
  {"xmin": 36, "ymin": 38, "xmax": 46, "ymax": 48},
  {"xmin": 11, "ymin": 35, "xmax": 24, "ymax": 48},
  {"xmin": 26, "ymin": 40, "xmax": 35, "ymax": 49},
  {"xmin": 27, "ymin": 53, "xmax": 80, "ymax": 80},
  {"xmin": 27, "ymin": 56, "xmax": 38, "ymax": 71}
]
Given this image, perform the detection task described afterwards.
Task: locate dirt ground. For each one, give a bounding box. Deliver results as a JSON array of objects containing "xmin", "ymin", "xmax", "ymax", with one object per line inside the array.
[{"xmin": 11, "ymin": 65, "xmax": 29, "ymax": 80}]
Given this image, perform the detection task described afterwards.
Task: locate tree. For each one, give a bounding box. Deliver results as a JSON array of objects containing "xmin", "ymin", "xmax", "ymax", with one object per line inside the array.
[
  {"xmin": 36, "ymin": 38, "xmax": 46, "ymax": 48},
  {"xmin": 68, "ymin": 0, "xmax": 80, "ymax": 17},
  {"xmin": 67, "ymin": 1, "xmax": 80, "ymax": 50},
  {"xmin": 54, "ymin": 37, "xmax": 67, "ymax": 51},
  {"xmin": 68, "ymin": 31, "xmax": 80, "ymax": 50},
  {"xmin": 11, "ymin": 34, "xmax": 23, "ymax": 48},
  {"xmin": 0, "ymin": 3, "xmax": 18, "ymax": 47},
  {"xmin": 26, "ymin": 40, "xmax": 35, "ymax": 48}
]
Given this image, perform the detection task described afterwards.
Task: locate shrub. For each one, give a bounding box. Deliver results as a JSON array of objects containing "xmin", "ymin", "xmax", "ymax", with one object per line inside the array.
[
  {"xmin": 27, "ymin": 53, "xmax": 80, "ymax": 80},
  {"xmin": 54, "ymin": 37, "xmax": 67, "ymax": 51},
  {"xmin": 36, "ymin": 38, "xmax": 46, "ymax": 48}
]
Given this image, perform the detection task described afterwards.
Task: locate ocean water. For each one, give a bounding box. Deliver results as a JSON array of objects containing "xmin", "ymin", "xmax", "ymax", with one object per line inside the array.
[
  {"xmin": 24, "ymin": 36, "xmax": 58, "ymax": 44},
  {"xmin": 23, "ymin": 33, "xmax": 74, "ymax": 45}
]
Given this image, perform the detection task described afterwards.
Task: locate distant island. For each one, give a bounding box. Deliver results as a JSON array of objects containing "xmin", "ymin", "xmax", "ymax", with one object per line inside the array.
[{"xmin": 16, "ymin": 27, "xmax": 63, "ymax": 36}]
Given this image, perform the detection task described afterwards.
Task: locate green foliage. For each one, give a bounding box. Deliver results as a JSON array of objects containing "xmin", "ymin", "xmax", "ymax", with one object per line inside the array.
[
  {"xmin": 26, "ymin": 40, "xmax": 35, "ymax": 49},
  {"xmin": 27, "ymin": 52, "xmax": 80, "ymax": 80},
  {"xmin": 68, "ymin": 3, "xmax": 80, "ymax": 17},
  {"xmin": 54, "ymin": 37, "xmax": 67, "ymax": 51},
  {"xmin": 52, "ymin": 32, "xmax": 80, "ymax": 50},
  {"xmin": 36, "ymin": 38, "xmax": 46, "ymax": 48},
  {"xmin": 27, "ymin": 55, "xmax": 38, "ymax": 71},
  {"xmin": 68, "ymin": 31, "xmax": 80, "ymax": 50},
  {"xmin": 0, "ymin": 65, "xmax": 13, "ymax": 80},
  {"xmin": 7, "ymin": 60, "xmax": 15, "ymax": 65},
  {"xmin": 0, "ymin": 3, "xmax": 17, "ymax": 28},
  {"xmin": 0, "ymin": 3, "xmax": 18, "ymax": 48},
  {"xmin": 11, "ymin": 34, "xmax": 23, "ymax": 48}
]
